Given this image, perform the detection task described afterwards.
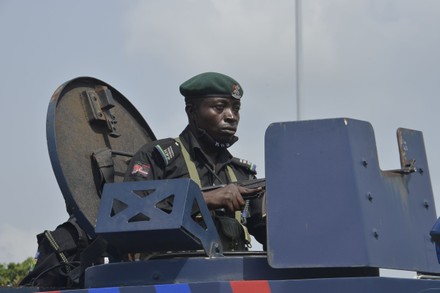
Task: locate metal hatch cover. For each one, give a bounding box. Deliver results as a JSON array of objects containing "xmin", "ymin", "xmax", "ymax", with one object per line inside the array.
[{"xmin": 47, "ymin": 76, "xmax": 156, "ymax": 237}]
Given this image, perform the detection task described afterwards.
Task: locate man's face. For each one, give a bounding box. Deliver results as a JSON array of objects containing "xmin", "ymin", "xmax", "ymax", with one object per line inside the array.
[{"xmin": 190, "ymin": 97, "xmax": 241, "ymax": 143}]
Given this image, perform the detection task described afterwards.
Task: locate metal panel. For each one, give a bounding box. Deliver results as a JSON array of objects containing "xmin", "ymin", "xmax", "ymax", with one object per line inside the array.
[
  {"xmin": 84, "ymin": 254, "xmax": 376, "ymax": 288},
  {"xmin": 85, "ymin": 276, "xmax": 440, "ymax": 293},
  {"xmin": 95, "ymin": 179, "xmax": 222, "ymax": 256},
  {"xmin": 265, "ymin": 118, "xmax": 439, "ymax": 272},
  {"xmin": 4, "ymin": 277, "xmax": 440, "ymax": 293}
]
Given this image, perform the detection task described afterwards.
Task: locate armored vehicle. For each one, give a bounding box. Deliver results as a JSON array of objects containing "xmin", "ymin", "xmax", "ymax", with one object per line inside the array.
[{"xmin": 5, "ymin": 77, "xmax": 440, "ymax": 293}]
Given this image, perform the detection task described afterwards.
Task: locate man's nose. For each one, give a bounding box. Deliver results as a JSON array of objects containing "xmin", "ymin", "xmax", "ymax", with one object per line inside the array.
[{"xmin": 224, "ymin": 108, "xmax": 237, "ymax": 120}]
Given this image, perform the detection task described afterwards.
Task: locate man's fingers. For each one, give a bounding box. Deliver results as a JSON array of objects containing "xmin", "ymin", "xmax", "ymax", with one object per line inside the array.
[{"xmin": 238, "ymin": 185, "xmax": 263, "ymax": 197}]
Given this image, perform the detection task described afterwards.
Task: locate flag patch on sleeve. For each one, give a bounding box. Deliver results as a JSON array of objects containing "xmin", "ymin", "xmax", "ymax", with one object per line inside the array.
[{"xmin": 131, "ymin": 161, "xmax": 151, "ymax": 178}]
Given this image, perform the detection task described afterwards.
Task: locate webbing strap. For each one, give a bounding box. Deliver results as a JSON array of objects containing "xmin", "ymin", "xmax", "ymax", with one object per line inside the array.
[
  {"xmin": 227, "ymin": 166, "xmax": 252, "ymax": 244},
  {"xmin": 175, "ymin": 138, "xmax": 251, "ymax": 245},
  {"xmin": 44, "ymin": 230, "xmax": 71, "ymax": 274},
  {"xmin": 175, "ymin": 137, "xmax": 201, "ymax": 187},
  {"xmin": 226, "ymin": 165, "xmax": 237, "ymax": 182},
  {"xmin": 226, "ymin": 167, "xmax": 244, "ymax": 222}
]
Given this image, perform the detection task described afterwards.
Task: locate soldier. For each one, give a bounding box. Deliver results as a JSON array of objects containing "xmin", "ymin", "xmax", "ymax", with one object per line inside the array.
[{"xmin": 124, "ymin": 72, "xmax": 266, "ymax": 251}]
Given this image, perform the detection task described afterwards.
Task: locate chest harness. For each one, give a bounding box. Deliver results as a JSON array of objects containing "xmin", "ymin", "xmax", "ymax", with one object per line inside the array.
[{"xmin": 175, "ymin": 137, "xmax": 251, "ymax": 245}]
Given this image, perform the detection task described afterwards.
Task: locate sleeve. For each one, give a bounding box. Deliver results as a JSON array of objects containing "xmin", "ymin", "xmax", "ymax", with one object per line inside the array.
[
  {"xmin": 124, "ymin": 138, "xmax": 183, "ymax": 182},
  {"xmin": 124, "ymin": 143, "xmax": 158, "ymax": 182}
]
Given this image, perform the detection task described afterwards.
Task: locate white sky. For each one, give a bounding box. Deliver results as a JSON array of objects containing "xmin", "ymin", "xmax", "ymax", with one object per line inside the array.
[{"xmin": 1, "ymin": 0, "xmax": 440, "ymax": 267}]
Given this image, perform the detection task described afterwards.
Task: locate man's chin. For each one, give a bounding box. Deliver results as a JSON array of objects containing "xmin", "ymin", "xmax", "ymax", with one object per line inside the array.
[
  {"xmin": 213, "ymin": 134, "xmax": 234, "ymax": 143},
  {"xmin": 213, "ymin": 134, "xmax": 239, "ymax": 147}
]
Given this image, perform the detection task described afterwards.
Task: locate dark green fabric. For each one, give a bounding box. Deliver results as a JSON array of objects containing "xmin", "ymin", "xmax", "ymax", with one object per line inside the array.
[{"xmin": 179, "ymin": 72, "xmax": 243, "ymax": 100}]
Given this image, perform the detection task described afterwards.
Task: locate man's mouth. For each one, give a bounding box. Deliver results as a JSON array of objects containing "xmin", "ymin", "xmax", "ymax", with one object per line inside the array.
[{"xmin": 220, "ymin": 127, "xmax": 236, "ymax": 134}]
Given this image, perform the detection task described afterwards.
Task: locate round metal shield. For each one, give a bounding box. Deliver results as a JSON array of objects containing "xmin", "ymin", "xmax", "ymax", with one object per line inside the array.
[{"xmin": 47, "ymin": 77, "xmax": 156, "ymax": 237}]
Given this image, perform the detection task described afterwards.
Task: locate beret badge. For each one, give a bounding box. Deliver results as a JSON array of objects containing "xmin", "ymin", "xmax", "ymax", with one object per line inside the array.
[{"xmin": 231, "ymin": 84, "xmax": 242, "ymax": 100}]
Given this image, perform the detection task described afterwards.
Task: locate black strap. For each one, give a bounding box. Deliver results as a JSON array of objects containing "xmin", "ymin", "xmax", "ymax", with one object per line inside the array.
[{"xmin": 92, "ymin": 148, "xmax": 115, "ymax": 188}]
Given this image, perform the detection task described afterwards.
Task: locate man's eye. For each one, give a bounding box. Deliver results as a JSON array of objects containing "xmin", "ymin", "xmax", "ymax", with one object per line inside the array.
[{"xmin": 214, "ymin": 105, "xmax": 225, "ymax": 111}]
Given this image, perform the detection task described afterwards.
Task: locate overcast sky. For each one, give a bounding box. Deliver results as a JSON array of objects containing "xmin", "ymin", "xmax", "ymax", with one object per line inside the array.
[{"xmin": 1, "ymin": 0, "xmax": 440, "ymax": 268}]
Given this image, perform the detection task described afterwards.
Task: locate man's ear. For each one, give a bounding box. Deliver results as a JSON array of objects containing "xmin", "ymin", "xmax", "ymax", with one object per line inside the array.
[{"xmin": 185, "ymin": 103, "xmax": 195, "ymax": 119}]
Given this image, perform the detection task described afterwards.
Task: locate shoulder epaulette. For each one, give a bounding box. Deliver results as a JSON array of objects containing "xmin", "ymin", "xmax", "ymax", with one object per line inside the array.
[
  {"xmin": 231, "ymin": 157, "xmax": 257, "ymax": 174},
  {"xmin": 152, "ymin": 138, "xmax": 182, "ymax": 167}
]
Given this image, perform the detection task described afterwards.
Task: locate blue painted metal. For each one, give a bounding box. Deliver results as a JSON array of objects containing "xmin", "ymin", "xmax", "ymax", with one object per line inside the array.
[
  {"xmin": 80, "ymin": 117, "xmax": 440, "ymax": 292},
  {"xmin": 267, "ymin": 277, "xmax": 440, "ymax": 292},
  {"xmin": 85, "ymin": 254, "xmax": 376, "ymax": 288},
  {"xmin": 154, "ymin": 284, "xmax": 191, "ymax": 293},
  {"xmin": 14, "ymin": 277, "xmax": 440, "ymax": 293},
  {"xmin": 89, "ymin": 288, "xmax": 120, "ymax": 293},
  {"xmin": 95, "ymin": 179, "xmax": 222, "ymax": 256},
  {"xmin": 265, "ymin": 118, "xmax": 439, "ymax": 272},
  {"xmin": 38, "ymin": 80, "xmax": 440, "ymax": 293}
]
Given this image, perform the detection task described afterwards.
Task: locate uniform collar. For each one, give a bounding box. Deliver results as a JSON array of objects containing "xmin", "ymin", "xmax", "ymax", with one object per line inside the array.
[{"xmin": 179, "ymin": 126, "xmax": 233, "ymax": 167}]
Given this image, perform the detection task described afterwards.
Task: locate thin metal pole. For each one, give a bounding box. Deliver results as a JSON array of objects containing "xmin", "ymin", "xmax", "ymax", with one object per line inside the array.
[{"xmin": 295, "ymin": 0, "xmax": 302, "ymax": 121}]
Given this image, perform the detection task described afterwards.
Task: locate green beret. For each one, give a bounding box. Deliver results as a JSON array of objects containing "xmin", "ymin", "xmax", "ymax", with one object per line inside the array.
[{"xmin": 179, "ymin": 72, "xmax": 243, "ymax": 100}]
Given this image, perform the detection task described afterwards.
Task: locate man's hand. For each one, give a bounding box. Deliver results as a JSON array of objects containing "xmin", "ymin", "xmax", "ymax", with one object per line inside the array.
[{"xmin": 202, "ymin": 184, "xmax": 263, "ymax": 212}]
